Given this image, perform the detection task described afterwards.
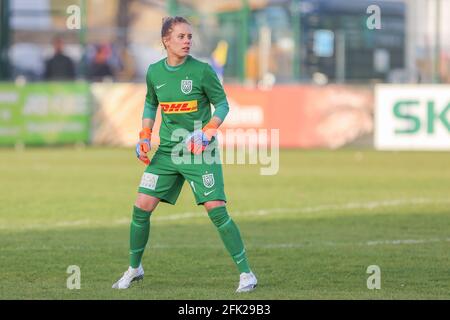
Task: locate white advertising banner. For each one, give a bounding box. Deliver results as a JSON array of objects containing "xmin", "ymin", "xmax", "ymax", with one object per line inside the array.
[{"xmin": 375, "ymin": 85, "xmax": 450, "ymax": 150}]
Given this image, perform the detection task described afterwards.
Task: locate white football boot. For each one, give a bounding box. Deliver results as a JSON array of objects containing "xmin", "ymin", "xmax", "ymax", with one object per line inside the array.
[
  {"xmin": 236, "ymin": 271, "xmax": 258, "ymax": 293},
  {"xmin": 112, "ymin": 265, "xmax": 144, "ymax": 289}
]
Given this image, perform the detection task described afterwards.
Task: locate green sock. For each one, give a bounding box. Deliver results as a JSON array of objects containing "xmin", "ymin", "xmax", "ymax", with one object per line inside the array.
[
  {"xmin": 208, "ymin": 206, "xmax": 251, "ymax": 273},
  {"xmin": 129, "ymin": 206, "xmax": 152, "ymax": 268}
]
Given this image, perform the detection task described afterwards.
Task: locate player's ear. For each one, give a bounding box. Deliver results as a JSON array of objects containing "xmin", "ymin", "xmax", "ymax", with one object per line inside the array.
[{"xmin": 162, "ymin": 36, "xmax": 169, "ymax": 49}]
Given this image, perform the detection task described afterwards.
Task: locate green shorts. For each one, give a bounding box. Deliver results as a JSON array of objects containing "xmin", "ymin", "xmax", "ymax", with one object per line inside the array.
[{"xmin": 137, "ymin": 147, "xmax": 227, "ymax": 205}]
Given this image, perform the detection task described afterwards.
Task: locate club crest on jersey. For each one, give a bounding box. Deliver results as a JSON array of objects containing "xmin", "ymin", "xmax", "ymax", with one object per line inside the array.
[
  {"xmin": 181, "ymin": 79, "xmax": 192, "ymax": 94},
  {"xmin": 202, "ymin": 173, "xmax": 215, "ymax": 188}
]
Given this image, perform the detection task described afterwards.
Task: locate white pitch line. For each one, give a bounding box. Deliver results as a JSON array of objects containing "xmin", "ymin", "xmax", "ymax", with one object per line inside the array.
[
  {"xmin": 260, "ymin": 237, "xmax": 450, "ymax": 248},
  {"xmin": 1, "ymin": 197, "xmax": 449, "ymax": 231},
  {"xmin": 153, "ymin": 197, "xmax": 450, "ymax": 221},
  {"xmin": 1, "ymin": 237, "xmax": 449, "ymax": 252},
  {"xmin": 364, "ymin": 238, "xmax": 450, "ymax": 246}
]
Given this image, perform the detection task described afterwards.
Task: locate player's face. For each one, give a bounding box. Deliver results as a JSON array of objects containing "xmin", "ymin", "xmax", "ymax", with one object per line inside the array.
[{"xmin": 165, "ymin": 23, "xmax": 193, "ymax": 58}]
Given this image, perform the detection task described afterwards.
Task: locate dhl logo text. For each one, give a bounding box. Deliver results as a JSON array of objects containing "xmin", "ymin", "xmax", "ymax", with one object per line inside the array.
[{"xmin": 160, "ymin": 100, "xmax": 198, "ymax": 113}]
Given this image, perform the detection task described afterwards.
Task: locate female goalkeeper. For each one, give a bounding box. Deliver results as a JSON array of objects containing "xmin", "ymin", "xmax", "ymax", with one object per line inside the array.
[{"xmin": 112, "ymin": 16, "xmax": 257, "ymax": 293}]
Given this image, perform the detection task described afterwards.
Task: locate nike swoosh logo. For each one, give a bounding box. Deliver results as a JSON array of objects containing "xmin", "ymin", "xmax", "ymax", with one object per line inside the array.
[
  {"xmin": 236, "ymin": 258, "xmax": 245, "ymax": 264},
  {"xmin": 204, "ymin": 189, "xmax": 215, "ymax": 196},
  {"xmin": 156, "ymin": 83, "xmax": 166, "ymax": 89}
]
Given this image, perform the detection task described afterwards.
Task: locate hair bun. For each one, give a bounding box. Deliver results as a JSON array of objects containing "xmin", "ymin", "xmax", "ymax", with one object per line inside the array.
[{"xmin": 162, "ymin": 17, "xmax": 172, "ymax": 24}]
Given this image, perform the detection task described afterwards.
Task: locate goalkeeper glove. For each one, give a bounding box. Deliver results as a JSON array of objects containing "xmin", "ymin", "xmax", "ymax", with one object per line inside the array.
[
  {"xmin": 136, "ymin": 127, "xmax": 151, "ymax": 165},
  {"xmin": 186, "ymin": 122, "xmax": 218, "ymax": 155}
]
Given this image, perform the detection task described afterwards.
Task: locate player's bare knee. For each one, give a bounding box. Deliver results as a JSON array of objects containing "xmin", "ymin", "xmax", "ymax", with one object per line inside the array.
[
  {"xmin": 204, "ymin": 200, "xmax": 226, "ymax": 212},
  {"xmin": 135, "ymin": 193, "xmax": 160, "ymax": 212},
  {"xmin": 135, "ymin": 200, "xmax": 157, "ymax": 212}
]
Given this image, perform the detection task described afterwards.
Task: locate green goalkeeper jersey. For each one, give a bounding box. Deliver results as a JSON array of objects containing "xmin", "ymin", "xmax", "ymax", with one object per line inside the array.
[{"xmin": 143, "ymin": 55, "xmax": 229, "ymax": 154}]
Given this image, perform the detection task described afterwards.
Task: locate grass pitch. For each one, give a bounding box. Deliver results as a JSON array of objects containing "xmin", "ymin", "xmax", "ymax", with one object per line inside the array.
[{"xmin": 0, "ymin": 148, "xmax": 449, "ymax": 299}]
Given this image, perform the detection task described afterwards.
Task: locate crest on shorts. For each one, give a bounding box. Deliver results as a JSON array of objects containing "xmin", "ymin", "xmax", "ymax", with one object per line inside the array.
[
  {"xmin": 202, "ymin": 173, "xmax": 215, "ymax": 188},
  {"xmin": 181, "ymin": 79, "xmax": 192, "ymax": 94}
]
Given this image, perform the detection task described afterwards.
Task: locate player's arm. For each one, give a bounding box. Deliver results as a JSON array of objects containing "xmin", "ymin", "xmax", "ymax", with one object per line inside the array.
[
  {"xmin": 142, "ymin": 118, "xmax": 155, "ymax": 130},
  {"xmin": 202, "ymin": 65, "xmax": 230, "ymax": 141},
  {"xmin": 186, "ymin": 64, "xmax": 229, "ymax": 154},
  {"xmin": 136, "ymin": 66, "xmax": 159, "ymax": 164},
  {"xmin": 203, "ymin": 98, "xmax": 229, "ymax": 140},
  {"xmin": 203, "ymin": 64, "xmax": 229, "ymax": 133}
]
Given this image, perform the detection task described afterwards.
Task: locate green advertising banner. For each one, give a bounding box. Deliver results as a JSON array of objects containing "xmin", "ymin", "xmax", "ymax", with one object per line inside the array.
[{"xmin": 0, "ymin": 82, "xmax": 90, "ymax": 145}]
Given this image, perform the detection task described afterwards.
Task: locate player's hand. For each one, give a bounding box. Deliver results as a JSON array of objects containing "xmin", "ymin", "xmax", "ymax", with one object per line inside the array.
[
  {"xmin": 136, "ymin": 128, "xmax": 152, "ymax": 165},
  {"xmin": 185, "ymin": 130, "xmax": 210, "ymax": 155}
]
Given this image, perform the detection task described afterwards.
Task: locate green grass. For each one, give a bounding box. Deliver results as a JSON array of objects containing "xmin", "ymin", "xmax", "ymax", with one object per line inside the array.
[{"xmin": 0, "ymin": 147, "xmax": 449, "ymax": 299}]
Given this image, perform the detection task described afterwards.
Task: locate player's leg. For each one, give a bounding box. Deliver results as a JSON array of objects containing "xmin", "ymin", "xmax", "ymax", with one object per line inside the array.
[
  {"xmin": 181, "ymin": 155, "xmax": 257, "ymax": 292},
  {"xmin": 130, "ymin": 193, "xmax": 160, "ymax": 269},
  {"xmin": 131, "ymin": 151, "xmax": 184, "ymax": 268},
  {"xmin": 204, "ymin": 201, "xmax": 251, "ymax": 272},
  {"xmin": 112, "ymin": 193, "xmax": 160, "ymax": 289},
  {"xmin": 113, "ymin": 151, "xmax": 184, "ymax": 289},
  {"xmin": 204, "ymin": 201, "xmax": 257, "ymax": 292}
]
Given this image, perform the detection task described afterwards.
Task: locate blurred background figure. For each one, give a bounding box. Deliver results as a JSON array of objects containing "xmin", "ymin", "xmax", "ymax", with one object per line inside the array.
[
  {"xmin": 44, "ymin": 36, "xmax": 75, "ymax": 81},
  {"xmin": 210, "ymin": 40, "xmax": 229, "ymax": 83},
  {"xmin": 88, "ymin": 44, "xmax": 115, "ymax": 82},
  {"xmin": 245, "ymin": 43, "xmax": 259, "ymax": 86}
]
